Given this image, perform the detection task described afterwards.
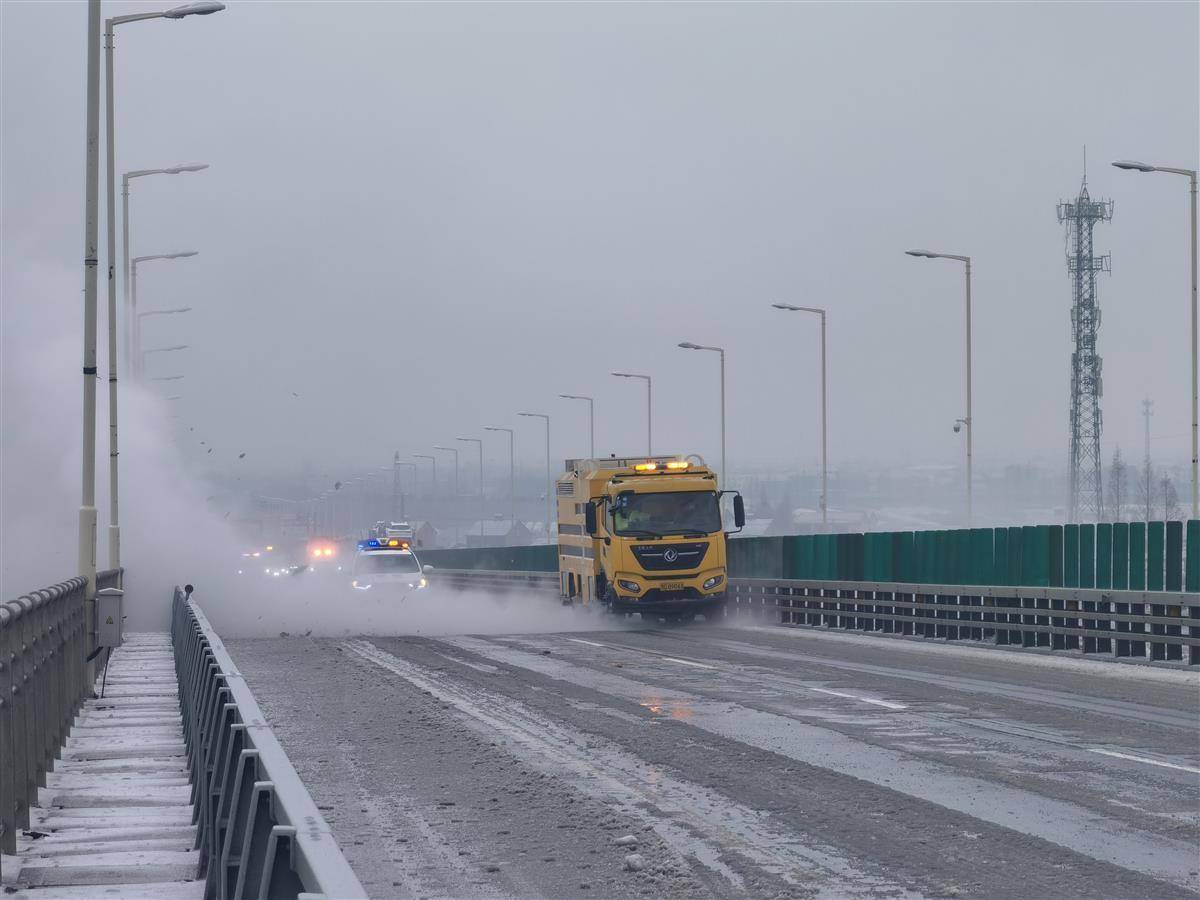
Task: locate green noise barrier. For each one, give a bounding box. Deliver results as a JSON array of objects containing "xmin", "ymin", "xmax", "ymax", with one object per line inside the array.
[{"xmin": 420, "ymin": 520, "xmax": 1196, "ymax": 592}]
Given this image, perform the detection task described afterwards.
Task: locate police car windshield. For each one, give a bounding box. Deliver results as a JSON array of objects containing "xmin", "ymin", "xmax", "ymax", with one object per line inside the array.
[
  {"xmin": 356, "ymin": 553, "xmax": 420, "ymax": 574},
  {"xmin": 611, "ymin": 491, "xmax": 721, "ymax": 537}
]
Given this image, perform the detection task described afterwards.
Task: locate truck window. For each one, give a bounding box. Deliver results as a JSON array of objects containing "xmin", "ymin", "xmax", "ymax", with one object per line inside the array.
[{"xmin": 611, "ymin": 491, "xmax": 721, "ymax": 537}]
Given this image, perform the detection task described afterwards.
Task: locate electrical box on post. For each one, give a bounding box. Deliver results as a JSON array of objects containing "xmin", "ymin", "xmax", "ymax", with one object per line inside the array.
[{"xmin": 97, "ymin": 588, "xmax": 123, "ymax": 648}]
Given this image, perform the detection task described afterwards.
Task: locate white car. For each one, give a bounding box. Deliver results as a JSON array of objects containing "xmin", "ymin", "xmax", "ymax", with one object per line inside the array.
[{"xmin": 350, "ymin": 538, "xmax": 431, "ymax": 593}]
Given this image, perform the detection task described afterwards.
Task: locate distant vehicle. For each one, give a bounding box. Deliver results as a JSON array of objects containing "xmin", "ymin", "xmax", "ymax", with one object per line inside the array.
[
  {"xmin": 368, "ymin": 521, "xmax": 415, "ymax": 541},
  {"xmin": 303, "ymin": 537, "xmax": 344, "ymax": 575},
  {"xmin": 350, "ymin": 537, "xmax": 432, "ymax": 594}
]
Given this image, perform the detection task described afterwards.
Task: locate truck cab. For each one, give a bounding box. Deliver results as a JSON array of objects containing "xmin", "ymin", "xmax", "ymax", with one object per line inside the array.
[{"xmin": 556, "ymin": 456, "xmax": 744, "ymax": 621}]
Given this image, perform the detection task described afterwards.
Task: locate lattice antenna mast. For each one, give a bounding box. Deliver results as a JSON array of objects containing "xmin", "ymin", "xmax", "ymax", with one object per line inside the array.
[{"xmin": 1057, "ymin": 170, "xmax": 1113, "ymax": 523}]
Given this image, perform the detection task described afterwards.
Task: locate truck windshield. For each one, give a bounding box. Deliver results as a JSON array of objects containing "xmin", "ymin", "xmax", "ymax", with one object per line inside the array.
[
  {"xmin": 611, "ymin": 491, "xmax": 721, "ymax": 537},
  {"xmin": 355, "ymin": 553, "xmax": 420, "ymax": 574}
]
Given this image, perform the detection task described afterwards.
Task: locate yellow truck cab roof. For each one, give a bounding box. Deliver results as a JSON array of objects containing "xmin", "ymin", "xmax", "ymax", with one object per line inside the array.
[{"xmin": 557, "ymin": 456, "xmax": 718, "ymax": 499}]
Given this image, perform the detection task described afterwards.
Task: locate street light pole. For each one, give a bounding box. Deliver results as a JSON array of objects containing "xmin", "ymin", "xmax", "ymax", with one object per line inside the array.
[
  {"xmin": 558, "ymin": 395, "xmax": 594, "ymax": 458},
  {"xmin": 103, "ymin": 2, "xmax": 224, "ymax": 573},
  {"xmin": 123, "ymin": 164, "xmax": 207, "ymax": 374},
  {"xmin": 519, "ymin": 413, "xmax": 553, "ymax": 543},
  {"xmin": 394, "ymin": 460, "xmax": 416, "ymax": 520},
  {"xmin": 434, "ymin": 447, "xmax": 461, "ymax": 544},
  {"xmin": 485, "ymin": 427, "xmax": 515, "ymax": 527},
  {"xmin": 906, "ymin": 249, "xmax": 973, "ymax": 526},
  {"xmin": 612, "ymin": 372, "xmax": 652, "ymax": 454},
  {"xmin": 772, "ymin": 303, "xmax": 828, "ymax": 528},
  {"xmin": 137, "ymin": 306, "xmax": 191, "ymax": 344},
  {"xmin": 1113, "ymin": 159, "xmax": 1199, "ymax": 517},
  {"xmin": 130, "ymin": 252, "xmax": 197, "ymax": 377},
  {"xmin": 79, "ymin": 0, "xmax": 102, "ymax": 600},
  {"xmin": 457, "ymin": 437, "xmax": 484, "ymax": 540},
  {"xmin": 141, "ymin": 344, "xmax": 189, "ymax": 376},
  {"xmin": 678, "ymin": 343, "xmax": 727, "ymax": 485}
]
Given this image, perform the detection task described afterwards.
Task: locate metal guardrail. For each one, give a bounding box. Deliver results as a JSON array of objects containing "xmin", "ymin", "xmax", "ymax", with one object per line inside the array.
[
  {"xmin": 435, "ymin": 569, "xmax": 559, "ymax": 594},
  {"xmin": 435, "ymin": 568, "xmax": 1198, "ymax": 666},
  {"xmin": 0, "ymin": 576, "xmax": 93, "ymax": 854},
  {"xmin": 172, "ymin": 587, "xmax": 367, "ymax": 900},
  {"xmin": 730, "ymin": 578, "xmax": 1198, "ymax": 665}
]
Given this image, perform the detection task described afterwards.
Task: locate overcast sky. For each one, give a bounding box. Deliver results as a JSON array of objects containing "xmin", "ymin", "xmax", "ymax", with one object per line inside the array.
[{"xmin": 3, "ymin": 1, "xmax": 1197, "ymax": 492}]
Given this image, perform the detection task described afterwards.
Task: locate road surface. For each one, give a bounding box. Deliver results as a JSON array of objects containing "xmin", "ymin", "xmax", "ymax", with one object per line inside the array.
[{"xmin": 228, "ymin": 611, "xmax": 1200, "ymax": 899}]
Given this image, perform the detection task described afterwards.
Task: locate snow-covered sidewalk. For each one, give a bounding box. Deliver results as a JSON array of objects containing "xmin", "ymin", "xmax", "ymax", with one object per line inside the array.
[{"xmin": 2, "ymin": 633, "xmax": 204, "ymax": 899}]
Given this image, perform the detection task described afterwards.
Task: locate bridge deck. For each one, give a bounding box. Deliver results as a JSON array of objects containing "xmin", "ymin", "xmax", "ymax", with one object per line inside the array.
[{"xmin": 6, "ymin": 634, "xmax": 203, "ymax": 899}]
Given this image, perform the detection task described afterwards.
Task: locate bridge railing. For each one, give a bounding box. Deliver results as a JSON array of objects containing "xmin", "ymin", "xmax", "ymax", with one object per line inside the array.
[
  {"xmin": 0, "ymin": 573, "xmax": 105, "ymax": 854},
  {"xmin": 172, "ymin": 587, "xmax": 366, "ymax": 900},
  {"xmin": 433, "ymin": 568, "xmax": 1197, "ymax": 666},
  {"xmin": 728, "ymin": 578, "xmax": 1197, "ymax": 665}
]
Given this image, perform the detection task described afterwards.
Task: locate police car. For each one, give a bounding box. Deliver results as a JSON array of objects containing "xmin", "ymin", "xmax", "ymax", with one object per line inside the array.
[{"xmin": 350, "ymin": 537, "xmax": 431, "ymax": 593}]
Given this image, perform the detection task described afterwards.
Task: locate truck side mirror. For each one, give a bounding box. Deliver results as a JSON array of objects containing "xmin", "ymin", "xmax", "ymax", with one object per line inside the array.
[
  {"xmin": 584, "ymin": 501, "xmax": 598, "ymax": 536},
  {"xmin": 733, "ymin": 494, "xmax": 746, "ymax": 529}
]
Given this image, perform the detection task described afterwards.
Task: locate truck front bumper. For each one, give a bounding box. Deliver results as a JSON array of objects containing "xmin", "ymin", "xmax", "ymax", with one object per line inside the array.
[{"xmin": 608, "ymin": 569, "xmax": 726, "ymax": 613}]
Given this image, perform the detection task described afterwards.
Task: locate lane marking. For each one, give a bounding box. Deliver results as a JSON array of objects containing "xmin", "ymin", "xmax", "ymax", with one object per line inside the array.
[
  {"xmin": 1087, "ymin": 748, "xmax": 1200, "ymax": 775},
  {"xmin": 660, "ymin": 656, "xmax": 717, "ymax": 670},
  {"xmin": 567, "ymin": 638, "xmax": 899, "ymax": 702},
  {"xmin": 565, "ymin": 638, "xmax": 718, "ymax": 669},
  {"xmin": 811, "ymin": 687, "xmax": 907, "ymax": 711}
]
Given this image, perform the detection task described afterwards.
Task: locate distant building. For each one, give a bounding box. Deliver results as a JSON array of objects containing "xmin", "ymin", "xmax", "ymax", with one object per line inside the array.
[
  {"xmin": 411, "ymin": 521, "xmax": 441, "ymax": 550},
  {"xmin": 464, "ymin": 519, "xmax": 533, "ymax": 548}
]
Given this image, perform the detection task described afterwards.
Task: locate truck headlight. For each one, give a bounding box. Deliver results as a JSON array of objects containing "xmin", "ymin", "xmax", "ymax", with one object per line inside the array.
[
  {"xmin": 702, "ymin": 575, "xmax": 724, "ymax": 590},
  {"xmin": 617, "ymin": 580, "xmax": 641, "ymax": 593},
  {"xmin": 418, "ymin": 577, "xmax": 427, "ymax": 588}
]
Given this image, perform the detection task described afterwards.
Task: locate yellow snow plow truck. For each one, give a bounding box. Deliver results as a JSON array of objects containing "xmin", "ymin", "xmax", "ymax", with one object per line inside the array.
[{"xmin": 555, "ymin": 455, "xmax": 744, "ymax": 622}]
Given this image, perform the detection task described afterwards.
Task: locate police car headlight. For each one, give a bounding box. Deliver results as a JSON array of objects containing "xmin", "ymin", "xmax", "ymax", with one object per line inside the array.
[
  {"xmin": 419, "ymin": 577, "xmax": 427, "ymax": 589},
  {"xmin": 702, "ymin": 575, "xmax": 724, "ymax": 590},
  {"xmin": 617, "ymin": 580, "xmax": 641, "ymax": 593},
  {"xmin": 352, "ymin": 580, "xmax": 372, "ymax": 591}
]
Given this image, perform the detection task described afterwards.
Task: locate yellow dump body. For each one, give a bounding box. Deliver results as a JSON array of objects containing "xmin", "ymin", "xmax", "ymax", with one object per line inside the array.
[{"xmin": 555, "ymin": 456, "xmax": 730, "ymax": 616}]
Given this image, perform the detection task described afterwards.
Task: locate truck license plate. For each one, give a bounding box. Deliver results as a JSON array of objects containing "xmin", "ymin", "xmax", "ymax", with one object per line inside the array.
[{"xmin": 662, "ymin": 583, "xmax": 686, "ymax": 591}]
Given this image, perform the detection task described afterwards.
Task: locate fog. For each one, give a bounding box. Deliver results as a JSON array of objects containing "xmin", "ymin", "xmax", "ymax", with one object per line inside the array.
[{"xmin": 2, "ymin": 2, "xmax": 1197, "ymax": 601}]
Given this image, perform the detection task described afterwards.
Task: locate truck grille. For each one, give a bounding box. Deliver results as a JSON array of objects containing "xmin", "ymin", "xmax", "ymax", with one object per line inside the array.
[{"xmin": 631, "ymin": 542, "xmax": 707, "ymax": 571}]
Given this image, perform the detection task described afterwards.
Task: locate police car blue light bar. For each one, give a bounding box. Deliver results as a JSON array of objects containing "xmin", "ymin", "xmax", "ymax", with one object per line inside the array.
[{"xmin": 358, "ymin": 538, "xmax": 409, "ymax": 550}]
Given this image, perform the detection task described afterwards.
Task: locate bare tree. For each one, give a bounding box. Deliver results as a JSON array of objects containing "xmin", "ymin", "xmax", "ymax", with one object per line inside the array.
[
  {"xmin": 1107, "ymin": 447, "xmax": 1127, "ymax": 522},
  {"xmin": 1138, "ymin": 455, "xmax": 1154, "ymax": 523},
  {"xmin": 1161, "ymin": 475, "xmax": 1181, "ymax": 521}
]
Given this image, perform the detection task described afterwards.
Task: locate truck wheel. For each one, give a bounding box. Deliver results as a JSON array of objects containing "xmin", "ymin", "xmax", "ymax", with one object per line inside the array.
[
  {"xmin": 601, "ymin": 584, "xmax": 618, "ymax": 615},
  {"xmin": 700, "ymin": 600, "xmax": 727, "ymax": 624}
]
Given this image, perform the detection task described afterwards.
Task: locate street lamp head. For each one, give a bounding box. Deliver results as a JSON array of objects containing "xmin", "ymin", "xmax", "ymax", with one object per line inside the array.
[
  {"xmin": 678, "ymin": 342, "xmax": 699, "ymax": 350},
  {"xmin": 772, "ymin": 303, "xmax": 800, "ymax": 311},
  {"xmin": 169, "ymin": 251, "xmax": 199, "ymax": 259},
  {"xmin": 164, "ymin": 163, "xmax": 209, "ymax": 174},
  {"xmin": 163, "ymin": 2, "xmax": 226, "ymax": 19},
  {"xmin": 1111, "ymin": 159, "xmax": 1156, "ymax": 173},
  {"xmin": 905, "ymin": 250, "xmax": 938, "ymax": 258}
]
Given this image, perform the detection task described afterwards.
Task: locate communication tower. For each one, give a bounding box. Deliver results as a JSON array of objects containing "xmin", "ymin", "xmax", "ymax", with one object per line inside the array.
[{"xmin": 1057, "ymin": 167, "xmax": 1113, "ymax": 522}]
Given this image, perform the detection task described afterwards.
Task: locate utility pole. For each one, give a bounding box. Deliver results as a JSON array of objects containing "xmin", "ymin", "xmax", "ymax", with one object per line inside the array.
[
  {"xmin": 392, "ymin": 451, "xmax": 401, "ymax": 521},
  {"xmin": 1143, "ymin": 398, "xmax": 1154, "ymax": 523}
]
